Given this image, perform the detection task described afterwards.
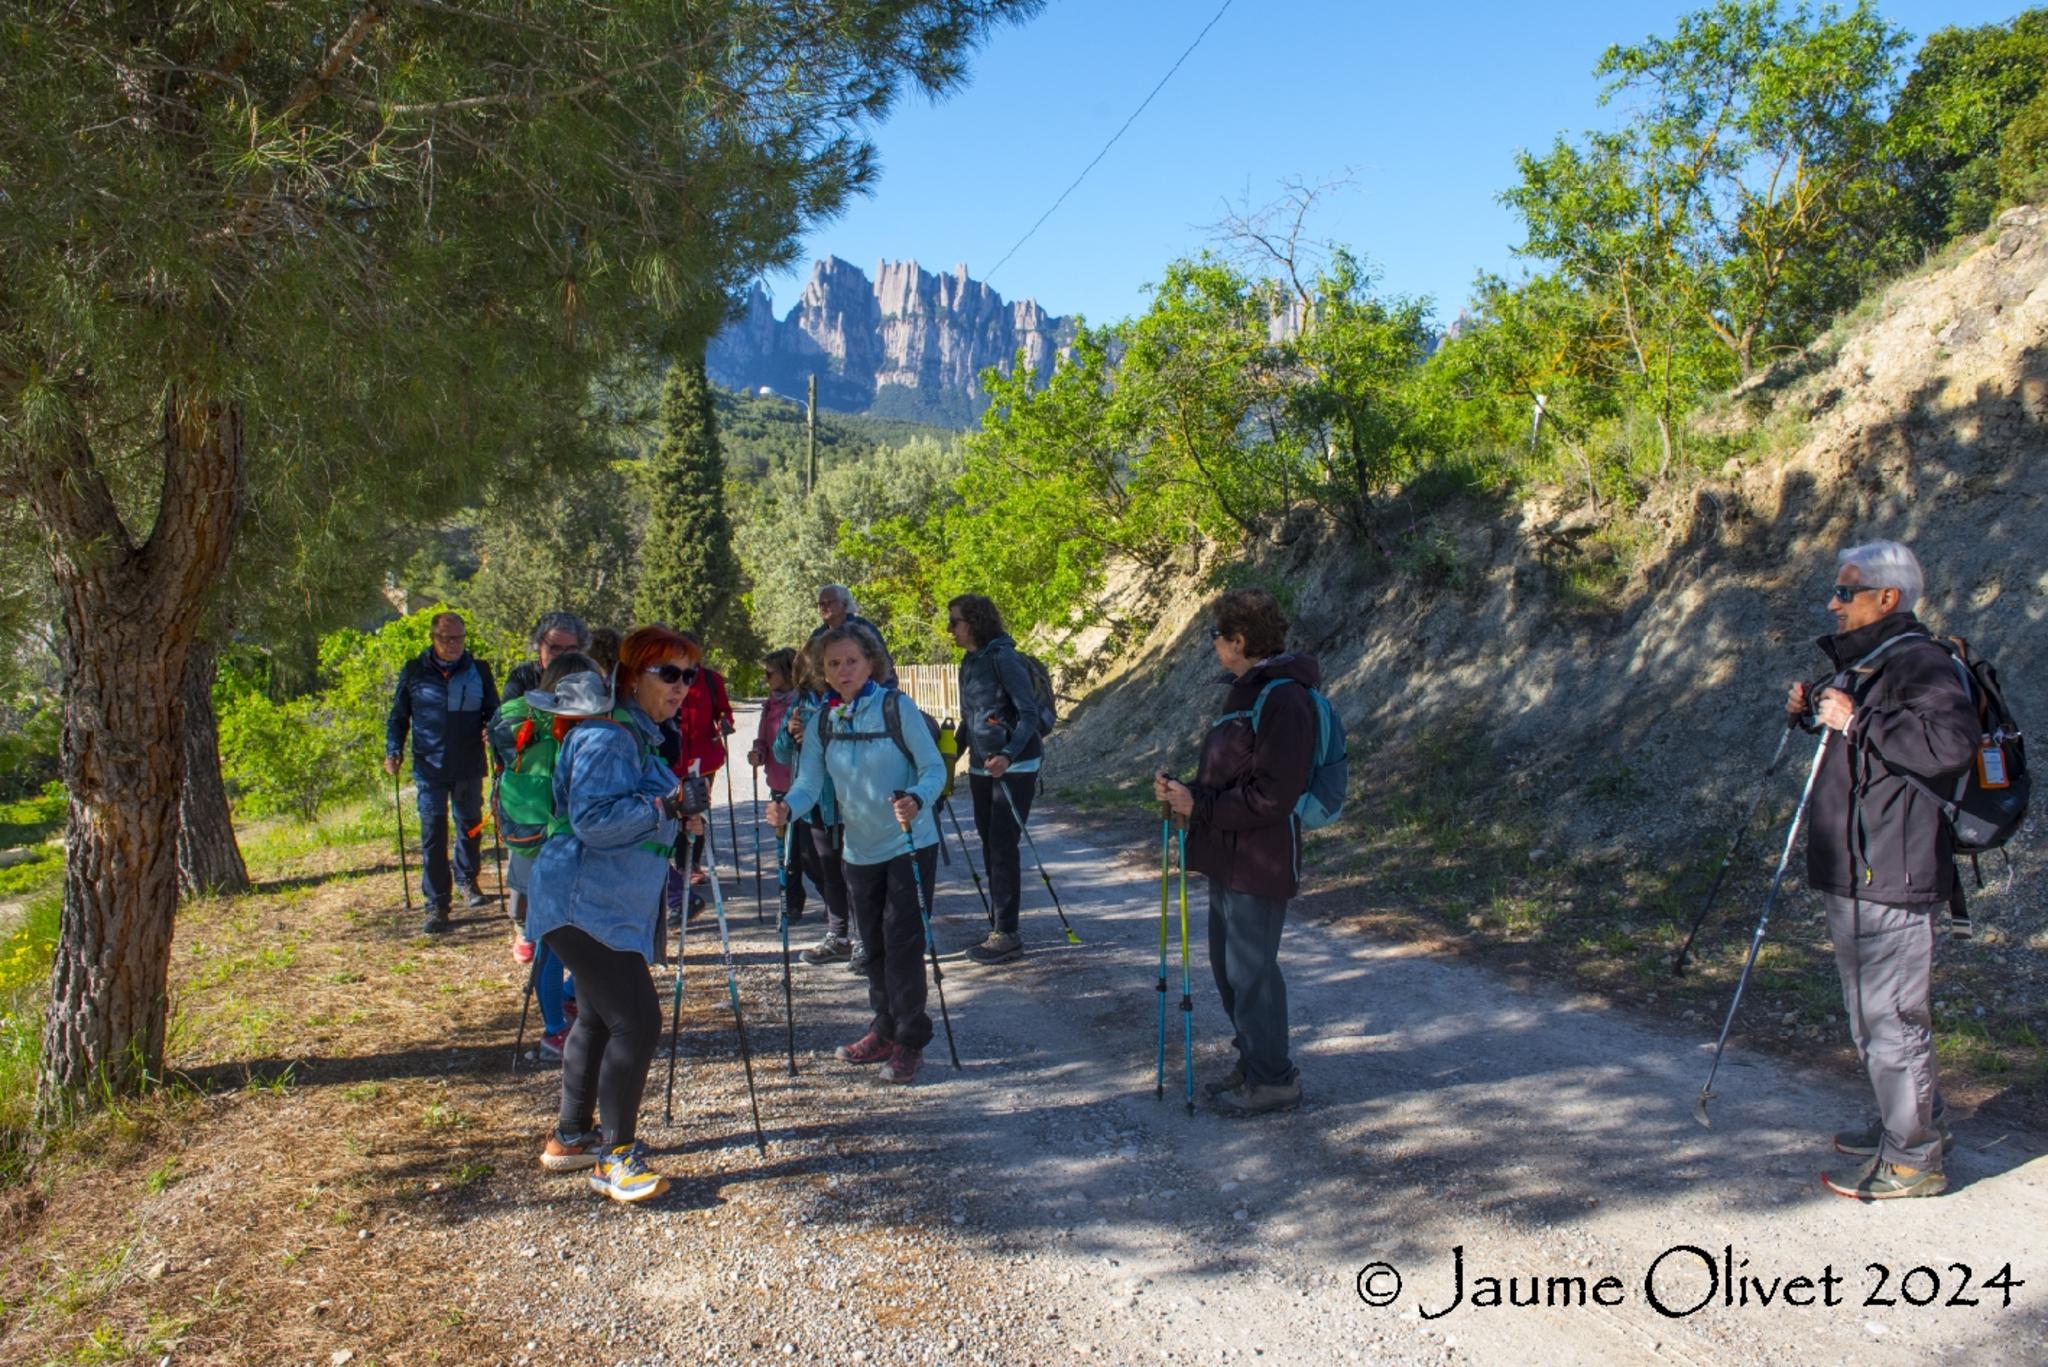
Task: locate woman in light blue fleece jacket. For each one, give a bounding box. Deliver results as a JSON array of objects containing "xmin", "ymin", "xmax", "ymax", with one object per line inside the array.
[{"xmin": 769, "ymin": 623, "xmax": 945, "ymax": 1084}]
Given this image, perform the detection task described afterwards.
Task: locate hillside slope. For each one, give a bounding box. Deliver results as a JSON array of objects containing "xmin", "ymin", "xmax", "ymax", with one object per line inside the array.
[{"xmin": 1051, "ymin": 205, "xmax": 2048, "ymax": 865}]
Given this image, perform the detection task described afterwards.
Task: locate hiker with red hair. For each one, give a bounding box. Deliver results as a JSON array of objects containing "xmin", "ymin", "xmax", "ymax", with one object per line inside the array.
[{"xmin": 525, "ymin": 625, "xmax": 710, "ymax": 1203}]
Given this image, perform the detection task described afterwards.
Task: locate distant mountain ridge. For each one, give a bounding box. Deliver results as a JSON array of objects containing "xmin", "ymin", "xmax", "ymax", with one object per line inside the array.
[{"xmin": 708, "ymin": 257, "xmax": 1076, "ymax": 427}]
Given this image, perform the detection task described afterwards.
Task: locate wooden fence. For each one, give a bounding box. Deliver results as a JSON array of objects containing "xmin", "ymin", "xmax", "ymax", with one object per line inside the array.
[{"xmin": 896, "ymin": 664, "xmax": 961, "ymax": 722}]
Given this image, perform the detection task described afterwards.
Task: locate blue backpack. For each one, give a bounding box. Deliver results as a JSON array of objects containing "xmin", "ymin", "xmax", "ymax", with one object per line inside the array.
[{"xmin": 1211, "ymin": 678, "xmax": 1349, "ymax": 829}]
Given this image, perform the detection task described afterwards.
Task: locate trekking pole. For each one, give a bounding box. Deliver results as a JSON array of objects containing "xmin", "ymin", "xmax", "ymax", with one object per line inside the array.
[
  {"xmin": 1156, "ymin": 807, "xmax": 1171, "ymax": 1102},
  {"xmin": 774, "ymin": 822, "xmax": 798, "ymax": 1075},
  {"xmin": 511, "ymin": 951, "xmax": 539, "ymax": 1072},
  {"xmin": 1672, "ymin": 717, "xmax": 1799, "ymax": 976},
  {"xmin": 997, "ymin": 781, "xmax": 1081, "ymax": 945},
  {"xmin": 705, "ymin": 822, "xmax": 769, "ymax": 1154},
  {"xmin": 392, "ymin": 765, "xmax": 414, "ymax": 916},
  {"xmin": 1694, "ymin": 730, "xmax": 1832, "ymax": 1128},
  {"xmin": 720, "ymin": 737, "xmax": 748, "ymax": 917},
  {"xmin": 487, "ymin": 806, "xmax": 509, "ymax": 920},
  {"xmin": 661, "ymin": 827, "xmax": 699, "ymax": 1126},
  {"xmin": 942, "ymin": 798, "xmax": 994, "ymax": 927},
  {"xmin": 895, "ymin": 792, "xmax": 962, "ymax": 1070},
  {"xmin": 751, "ymin": 760, "xmax": 766, "ymax": 923},
  {"xmin": 1176, "ymin": 819, "xmax": 1194, "ymax": 1116}
]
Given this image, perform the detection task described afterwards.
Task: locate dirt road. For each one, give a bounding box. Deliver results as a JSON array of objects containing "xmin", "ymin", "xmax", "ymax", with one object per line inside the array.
[{"xmin": 481, "ymin": 707, "xmax": 2047, "ymax": 1366}]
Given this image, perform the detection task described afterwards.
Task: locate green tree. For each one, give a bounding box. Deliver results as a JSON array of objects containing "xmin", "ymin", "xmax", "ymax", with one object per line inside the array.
[
  {"xmin": 466, "ymin": 456, "xmax": 644, "ymax": 646},
  {"xmin": 0, "ymin": 0, "xmax": 1040, "ymax": 1120},
  {"xmin": 1888, "ymin": 12, "xmax": 2048, "ymax": 246},
  {"xmin": 636, "ymin": 351, "xmax": 752, "ymax": 666}
]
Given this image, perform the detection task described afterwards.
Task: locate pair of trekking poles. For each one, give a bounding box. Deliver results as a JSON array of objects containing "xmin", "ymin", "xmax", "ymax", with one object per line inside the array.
[
  {"xmin": 1156, "ymin": 808, "xmax": 1195, "ymax": 1115},
  {"xmin": 1684, "ymin": 711, "xmax": 1832, "ymax": 1127}
]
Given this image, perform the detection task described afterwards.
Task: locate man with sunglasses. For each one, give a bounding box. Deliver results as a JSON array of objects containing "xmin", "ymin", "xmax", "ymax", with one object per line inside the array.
[
  {"xmin": 386, "ymin": 611, "xmax": 501, "ymax": 932},
  {"xmin": 1787, "ymin": 541, "xmax": 1978, "ymax": 1201}
]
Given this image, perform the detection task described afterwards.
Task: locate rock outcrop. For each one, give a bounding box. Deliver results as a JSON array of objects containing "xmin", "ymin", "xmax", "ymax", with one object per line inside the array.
[{"xmin": 708, "ymin": 258, "xmax": 1075, "ymax": 424}]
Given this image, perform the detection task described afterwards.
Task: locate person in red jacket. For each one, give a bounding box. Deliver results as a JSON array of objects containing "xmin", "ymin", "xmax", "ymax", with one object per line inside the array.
[
  {"xmin": 657, "ymin": 632, "xmax": 734, "ymax": 919},
  {"xmin": 1155, "ymin": 587, "xmax": 1319, "ymax": 1119}
]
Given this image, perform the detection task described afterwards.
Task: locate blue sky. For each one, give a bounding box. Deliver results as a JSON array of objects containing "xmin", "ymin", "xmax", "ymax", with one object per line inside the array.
[{"xmin": 773, "ymin": 0, "xmax": 2027, "ymax": 328}]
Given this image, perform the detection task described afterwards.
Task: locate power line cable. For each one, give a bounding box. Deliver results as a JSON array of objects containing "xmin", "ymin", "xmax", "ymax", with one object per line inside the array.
[{"xmin": 984, "ymin": 0, "xmax": 1235, "ymax": 284}]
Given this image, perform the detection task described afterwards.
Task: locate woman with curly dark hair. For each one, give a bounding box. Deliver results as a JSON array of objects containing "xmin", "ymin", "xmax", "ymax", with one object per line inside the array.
[
  {"xmin": 1154, "ymin": 587, "xmax": 1321, "ymax": 1117},
  {"xmin": 946, "ymin": 593, "xmax": 1046, "ymax": 965}
]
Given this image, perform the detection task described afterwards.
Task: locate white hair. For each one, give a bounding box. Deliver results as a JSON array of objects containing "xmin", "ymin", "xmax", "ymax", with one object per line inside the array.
[
  {"xmin": 818, "ymin": 583, "xmax": 853, "ymax": 610},
  {"xmin": 1837, "ymin": 540, "xmax": 1924, "ymax": 612}
]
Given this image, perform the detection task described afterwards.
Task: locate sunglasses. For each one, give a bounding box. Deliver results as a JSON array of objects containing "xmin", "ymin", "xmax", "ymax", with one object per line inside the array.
[
  {"xmin": 643, "ymin": 663, "xmax": 698, "ymax": 685},
  {"xmin": 1830, "ymin": 584, "xmax": 1881, "ymax": 603}
]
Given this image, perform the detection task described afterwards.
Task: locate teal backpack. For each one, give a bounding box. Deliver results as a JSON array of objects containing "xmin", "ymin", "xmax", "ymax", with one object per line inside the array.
[{"xmin": 1212, "ymin": 678, "xmax": 1349, "ymax": 829}]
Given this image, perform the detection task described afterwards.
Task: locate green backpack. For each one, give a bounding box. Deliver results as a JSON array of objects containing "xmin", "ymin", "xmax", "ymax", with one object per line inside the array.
[{"xmin": 490, "ymin": 697, "xmax": 563, "ymax": 856}]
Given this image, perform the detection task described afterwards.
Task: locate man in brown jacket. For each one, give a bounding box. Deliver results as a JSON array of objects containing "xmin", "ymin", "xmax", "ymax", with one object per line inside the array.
[{"xmin": 1791, "ymin": 540, "xmax": 1979, "ymax": 1200}]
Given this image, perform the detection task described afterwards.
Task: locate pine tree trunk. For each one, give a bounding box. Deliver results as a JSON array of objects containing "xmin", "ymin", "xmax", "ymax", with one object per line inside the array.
[
  {"xmin": 177, "ymin": 640, "xmax": 249, "ymax": 898},
  {"xmin": 30, "ymin": 394, "xmax": 242, "ymax": 1121}
]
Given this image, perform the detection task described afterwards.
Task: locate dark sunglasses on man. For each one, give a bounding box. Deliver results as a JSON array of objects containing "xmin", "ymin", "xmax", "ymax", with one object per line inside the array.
[
  {"xmin": 643, "ymin": 663, "xmax": 698, "ymax": 685},
  {"xmin": 1831, "ymin": 584, "xmax": 1882, "ymax": 603}
]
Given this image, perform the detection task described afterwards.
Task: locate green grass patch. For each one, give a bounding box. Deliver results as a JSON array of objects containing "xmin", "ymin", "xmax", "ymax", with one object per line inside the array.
[
  {"xmin": 0, "ymin": 782, "xmax": 64, "ymax": 848},
  {"xmin": 0, "ymin": 844, "xmax": 63, "ymax": 898},
  {"xmin": 0, "ymin": 892, "xmax": 61, "ymax": 1178}
]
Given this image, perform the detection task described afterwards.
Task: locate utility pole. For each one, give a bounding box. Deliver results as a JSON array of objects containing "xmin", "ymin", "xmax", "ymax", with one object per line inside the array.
[{"xmin": 805, "ymin": 373, "xmax": 819, "ymax": 497}]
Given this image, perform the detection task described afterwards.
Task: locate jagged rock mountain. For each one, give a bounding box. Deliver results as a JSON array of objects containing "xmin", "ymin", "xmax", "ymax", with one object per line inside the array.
[{"xmin": 708, "ymin": 258, "xmax": 1076, "ymax": 426}]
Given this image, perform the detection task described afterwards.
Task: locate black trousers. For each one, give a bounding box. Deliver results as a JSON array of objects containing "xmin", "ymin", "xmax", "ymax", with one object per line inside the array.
[
  {"xmin": 844, "ymin": 845, "xmax": 939, "ymax": 1050},
  {"xmin": 789, "ymin": 816, "xmax": 851, "ymax": 938},
  {"xmin": 969, "ymin": 771, "xmax": 1037, "ymax": 935},
  {"xmin": 545, "ymin": 925, "xmax": 661, "ymax": 1148}
]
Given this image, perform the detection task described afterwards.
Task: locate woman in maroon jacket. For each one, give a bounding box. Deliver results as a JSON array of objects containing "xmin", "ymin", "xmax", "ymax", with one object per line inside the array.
[{"xmin": 1155, "ymin": 587, "xmax": 1318, "ymax": 1117}]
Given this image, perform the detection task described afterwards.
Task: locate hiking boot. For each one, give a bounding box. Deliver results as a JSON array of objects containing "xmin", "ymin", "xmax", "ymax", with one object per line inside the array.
[
  {"xmin": 837, "ymin": 1030, "xmax": 894, "ymax": 1065},
  {"xmin": 1214, "ymin": 1077, "xmax": 1303, "ymax": 1117},
  {"xmin": 879, "ymin": 1045, "xmax": 923, "ymax": 1085},
  {"xmin": 1833, "ymin": 1117, "xmax": 1954, "ymax": 1159},
  {"xmin": 1203, "ymin": 1067, "xmax": 1246, "ymax": 1098},
  {"xmin": 802, "ymin": 935, "xmax": 851, "ymax": 965},
  {"xmin": 1822, "ymin": 1159, "xmax": 1947, "ymax": 1201},
  {"xmin": 421, "ymin": 907, "xmax": 453, "ymax": 935},
  {"xmin": 965, "ymin": 930, "xmax": 1022, "ymax": 964},
  {"xmin": 588, "ymin": 1142, "xmax": 669, "ymax": 1203},
  {"xmin": 538, "ymin": 1029, "xmax": 568, "ymax": 1062},
  {"xmin": 512, "ymin": 935, "xmax": 535, "ymax": 965},
  {"xmin": 847, "ymin": 941, "xmax": 872, "ymax": 975},
  {"xmin": 462, "ymin": 884, "xmax": 492, "ymax": 910},
  {"xmin": 540, "ymin": 1127, "xmax": 604, "ymax": 1172}
]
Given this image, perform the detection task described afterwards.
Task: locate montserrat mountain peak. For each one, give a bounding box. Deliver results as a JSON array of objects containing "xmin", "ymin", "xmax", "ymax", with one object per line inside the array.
[{"xmin": 708, "ymin": 257, "xmax": 1076, "ymax": 426}]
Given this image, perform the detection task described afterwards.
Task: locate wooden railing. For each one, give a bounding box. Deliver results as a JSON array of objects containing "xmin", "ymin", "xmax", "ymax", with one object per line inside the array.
[{"xmin": 896, "ymin": 664, "xmax": 961, "ymax": 722}]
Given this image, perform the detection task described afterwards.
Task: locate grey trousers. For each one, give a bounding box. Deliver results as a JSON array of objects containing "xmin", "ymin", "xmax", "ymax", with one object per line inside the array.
[
  {"xmin": 1207, "ymin": 880, "xmax": 1297, "ymax": 1087},
  {"xmin": 1822, "ymin": 893, "xmax": 1947, "ymax": 1171}
]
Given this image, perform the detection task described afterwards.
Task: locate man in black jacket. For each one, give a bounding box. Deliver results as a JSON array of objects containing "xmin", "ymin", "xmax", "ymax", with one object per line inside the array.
[
  {"xmin": 386, "ymin": 612, "xmax": 500, "ymax": 933},
  {"xmin": 1789, "ymin": 541, "xmax": 1978, "ymax": 1200}
]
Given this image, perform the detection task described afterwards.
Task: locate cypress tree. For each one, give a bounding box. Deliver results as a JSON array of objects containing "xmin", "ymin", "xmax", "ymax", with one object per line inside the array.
[{"xmin": 637, "ymin": 349, "xmax": 752, "ymax": 660}]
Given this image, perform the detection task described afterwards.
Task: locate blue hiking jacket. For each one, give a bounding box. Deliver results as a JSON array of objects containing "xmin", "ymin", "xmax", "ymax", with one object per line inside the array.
[
  {"xmin": 772, "ymin": 691, "xmax": 840, "ymax": 827},
  {"xmin": 959, "ymin": 633, "xmax": 1043, "ymax": 774},
  {"xmin": 782, "ymin": 682, "xmax": 943, "ymax": 867},
  {"xmin": 525, "ymin": 702, "xmax": 679, "ymax": 962},
  {"xmin": 386, "ymin": 648, "xmax": 499, "ymax": 784}
]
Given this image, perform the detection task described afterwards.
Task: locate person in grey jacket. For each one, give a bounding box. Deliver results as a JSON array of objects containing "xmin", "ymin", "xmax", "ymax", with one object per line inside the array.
[
  {"xmin": 1790, "ymin": 541, "xmax": 1979, "ymax": 1201},
  {"xmin": 947, "ymin": 595, "xmax": 1043, "ymax": 965}
]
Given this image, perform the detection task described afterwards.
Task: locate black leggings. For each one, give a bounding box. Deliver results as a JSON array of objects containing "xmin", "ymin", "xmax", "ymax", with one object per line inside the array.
[
  {"xmin": 969, "ymin": 771, "xmax": 1037, "ymax": 935},
  {"xmin": 792, "ymin": 817, "xmax": 851, "ymax": 938},
  {"xmin": 544, "ymin": 925, "xmax": 661, "ymax": 1147},
  {"xmin": 844, "ymin": 845, "xmax": 940, "ymax": 1049}
]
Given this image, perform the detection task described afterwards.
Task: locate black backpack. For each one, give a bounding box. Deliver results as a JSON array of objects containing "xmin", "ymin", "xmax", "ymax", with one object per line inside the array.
[
  {"xmin": 1007, "ymin": 644, "xmax": 1059, "ymax": 735},
  {"xmin": 820, "ymin": 687, "xmax": 958, "ymax": 791},
  {"xmin": 1888, "ymin": 637, "xmax": 2029, "ymax": 937}
]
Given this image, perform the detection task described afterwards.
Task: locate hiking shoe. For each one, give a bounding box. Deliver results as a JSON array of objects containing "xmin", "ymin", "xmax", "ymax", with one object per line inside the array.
[
  {"xmin": 512, "ymin": 935, "xmax": 535, "ymax": 965},
  {"xmin": 462, "ymin": 884, "xmax": 492, "ymax": 909},
  {"xmin": 802, "ymin": 935, "xmax": 851, "ymax": 965},
  {"xmin": 847, "ymin": 941, "xmax": 872, "ymax": 975},
  {"xmin": 1822, "ymin": 1159, "xmax": 1947, "ymax": 1201},
  {"xmin": 538, "ymin": 1029, "xmax": 568, "ymax": 1061},
  {"xmin": 421, "ymin": 908, "xmax": 452, "ymax": 935},
  {"xmin": 588, "ymin": 1142, "xmax": 669, "ymax": 1204},
  {"xmin": 540, "ymin": 1128, "xmax": 604, "ymax": 1172},
  {"xmin": 1203, "ymin": 1067, "xmax": 1245, "ymax": 1098},
  {"xmin": 1214, "ymin": 1077, "xmax": 1303, "ymax": 1117},
  {"xmin": 879, "ymin": 1045, "xmax": 923, "ymax": 1085},
  {"xmin": 837, "ymin": 1031, "xmax": 894, "ymax": 1065},
  {"xmin": 1833, "ymin": 1117, "xmax": 1954, "ymax": 1159},
  {"xmin": 965, "ymin": 931, "xmax": 1022, "ymax": 964}
]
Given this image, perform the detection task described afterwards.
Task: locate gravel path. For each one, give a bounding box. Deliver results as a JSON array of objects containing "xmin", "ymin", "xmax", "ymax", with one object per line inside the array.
[{"xmin": 466, "ymin": 706, "xmax": 2048, "ymax": 1367}]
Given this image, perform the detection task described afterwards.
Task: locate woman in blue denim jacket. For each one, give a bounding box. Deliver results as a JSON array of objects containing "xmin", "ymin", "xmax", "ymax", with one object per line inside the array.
[
  {"xmin": 527, "ymin": 626, "xmax": 707, "ymax": 1203},
  {"xmin": 774, "ymin": 642, "xmax": 856, "ymax": 967},
  {"xmin": 769, "ymin": 625, "xmax": 946, "ymax": 1084}
]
